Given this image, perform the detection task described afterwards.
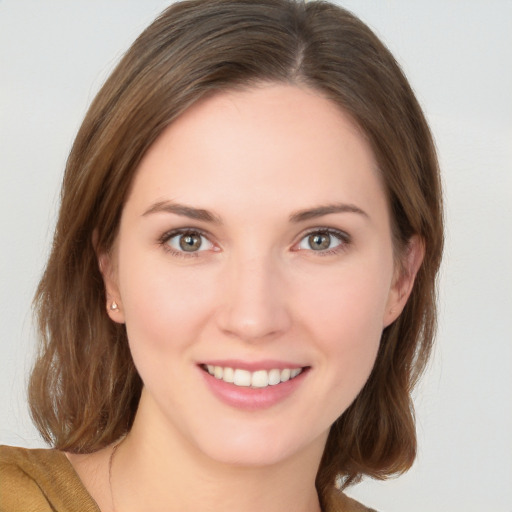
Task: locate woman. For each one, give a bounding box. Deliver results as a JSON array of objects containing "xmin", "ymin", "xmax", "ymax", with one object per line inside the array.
[{"xmin": 0, "ymin": 1, "xmax": 443, "ymax": 511}]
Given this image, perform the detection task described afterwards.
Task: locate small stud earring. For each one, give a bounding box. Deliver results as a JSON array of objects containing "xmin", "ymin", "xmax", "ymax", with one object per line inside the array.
[{"xmin": 110, "ymin": 301, "xmax": 119, "ymax": 311}]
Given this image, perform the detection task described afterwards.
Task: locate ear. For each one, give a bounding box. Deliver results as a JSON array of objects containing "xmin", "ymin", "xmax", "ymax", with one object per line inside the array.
[
  {"xmin": 94, "ymin": 231, "xmax": 126, "ymax": 324},
  {"xmin": 383, "ymin": 235, "xmax": 425, "ymax": 328}
]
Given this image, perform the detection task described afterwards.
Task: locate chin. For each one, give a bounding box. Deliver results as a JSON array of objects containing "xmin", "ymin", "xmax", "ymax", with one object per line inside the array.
[
  {"xmin": 188, "ymin": 422, "xmax": 326, "ymax": 469},
  {"xmin": 203, "ymin": 442, "xmax": 296, "ymax": 468}
]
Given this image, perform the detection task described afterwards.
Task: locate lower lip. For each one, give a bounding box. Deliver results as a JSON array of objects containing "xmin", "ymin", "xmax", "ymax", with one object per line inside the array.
[{"xmin": 199, "ymin": 367, "xmax": 308, "ymax": 411}]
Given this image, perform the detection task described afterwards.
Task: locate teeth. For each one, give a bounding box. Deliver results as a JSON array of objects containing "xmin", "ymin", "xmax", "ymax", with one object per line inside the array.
[
  {"xmin": 268, "ymin": 369, "xmax": 281, "ymax": 386},
  {"xmin": 233, "ymin": 369, "xmax": 251, "ymax": 387},
  {"xmin": 251, "ymin": 370, "xmax": 268, "ymax": 388},
  {"xmin": 205, "ymin": 365, "xmax": 304, "ymax": 388},
  {"xmin": 290, "ymin": 368, "xmax": 301, "ymax": 378},
  {"xmin": 223, "ymin": 367, "xmax": 234, "ymax": 383}
]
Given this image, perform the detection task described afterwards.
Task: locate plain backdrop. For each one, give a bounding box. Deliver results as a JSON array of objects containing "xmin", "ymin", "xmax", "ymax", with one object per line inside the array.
[{"xmin": 1, "ymin": 2, "xmax": 511, "ymax": 511}]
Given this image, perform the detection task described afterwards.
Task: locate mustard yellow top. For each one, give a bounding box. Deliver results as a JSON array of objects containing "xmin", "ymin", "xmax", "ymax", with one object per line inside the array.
[{"xmin": 0, "ymin": 445, "xmax": 375, "ymax": 512}]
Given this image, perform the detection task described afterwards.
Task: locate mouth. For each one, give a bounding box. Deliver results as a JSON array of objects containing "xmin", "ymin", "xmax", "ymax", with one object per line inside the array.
[{"xmin": 200, "ymin": 364, "xmax": 307, "ymax": 389}]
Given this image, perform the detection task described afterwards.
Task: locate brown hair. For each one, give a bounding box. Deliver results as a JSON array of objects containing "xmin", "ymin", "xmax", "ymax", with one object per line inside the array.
[{"xmin": 29, "ymin": 0, "xmax": 443, "ymax": 503}]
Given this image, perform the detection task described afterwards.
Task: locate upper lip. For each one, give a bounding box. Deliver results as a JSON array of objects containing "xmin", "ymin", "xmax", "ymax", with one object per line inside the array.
[{"xmin": 198, "ymin": 359, "xmax": 307, "ymax": 371}]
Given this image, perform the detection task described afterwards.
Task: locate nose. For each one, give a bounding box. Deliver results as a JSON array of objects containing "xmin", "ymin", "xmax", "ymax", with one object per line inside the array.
[{"xmin": 215, "ymin": 252, "xmax": 292, "ymax": 343}]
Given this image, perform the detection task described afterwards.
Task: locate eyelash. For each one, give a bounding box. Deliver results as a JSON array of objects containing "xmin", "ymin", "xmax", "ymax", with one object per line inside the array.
[
  {"xmin": 296, "ymin": 227, "xmax": 351, "ymax": 256},
  {"xmin": 158, "ymin": 227, "xmax": 351, "ymax": 258},
  {"xmin": 159, "ymin": 228, "xmax": 214, "ymax": 258}
]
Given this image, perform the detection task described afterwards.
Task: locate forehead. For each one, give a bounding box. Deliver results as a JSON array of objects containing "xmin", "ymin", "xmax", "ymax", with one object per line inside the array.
[{"xmin": 126, "ymin": 83, "xmax": 386, "ymax": 221}]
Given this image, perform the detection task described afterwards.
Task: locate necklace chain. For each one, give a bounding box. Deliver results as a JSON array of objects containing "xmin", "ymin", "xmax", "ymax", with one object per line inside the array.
[{"xmin": 108, "ymin": 438, "xmax": 124, "ymax": 512}]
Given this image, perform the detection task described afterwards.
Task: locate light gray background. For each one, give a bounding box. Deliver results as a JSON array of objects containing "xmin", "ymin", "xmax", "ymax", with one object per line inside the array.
[{"xmin": 1, "ymin": 2, "xmax": 511, "ymax": 511}]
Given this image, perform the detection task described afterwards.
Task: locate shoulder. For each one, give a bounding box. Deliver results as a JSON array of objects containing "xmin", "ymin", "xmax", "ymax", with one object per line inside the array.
[
  {"xmin": 0, "ymin": 445, "xmax": 99, "ymax": 512},
  {"xmin": 324, "ymin": 486, "xmax": 378, "ymax": 512}
]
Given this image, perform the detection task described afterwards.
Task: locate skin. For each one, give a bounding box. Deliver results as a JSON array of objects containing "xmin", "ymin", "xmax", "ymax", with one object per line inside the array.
[{"xmin": 68, "ymin": 83, "xmax": 423, "ymax": 512}]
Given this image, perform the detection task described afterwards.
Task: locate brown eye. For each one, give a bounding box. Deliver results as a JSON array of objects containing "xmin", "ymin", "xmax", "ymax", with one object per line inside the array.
[
  {"xmin": 308, "ymin": 233, "xmax": 331, "ymax": 251},
  {"xmin": 166, "ymin": 231, "xmax": 214, "ymax": 254},
  {"xmin": 296, "ymin": 230, "xmax": 346, "ymax": 252},
  {"xmin": 179, "ymin": 233, "xmax": 202, "ymax": 252}
]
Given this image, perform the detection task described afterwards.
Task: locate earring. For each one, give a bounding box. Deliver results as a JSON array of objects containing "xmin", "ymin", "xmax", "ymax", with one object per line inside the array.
[{"xmin": 110, "ymin": 301, "xmax": 119, "ymax": 311}]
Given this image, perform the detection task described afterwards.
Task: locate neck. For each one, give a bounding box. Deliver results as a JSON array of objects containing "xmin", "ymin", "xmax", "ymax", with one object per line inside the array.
[{"xmin": 111, "ymin": 393, "xmax": 325, "ymax": 512}]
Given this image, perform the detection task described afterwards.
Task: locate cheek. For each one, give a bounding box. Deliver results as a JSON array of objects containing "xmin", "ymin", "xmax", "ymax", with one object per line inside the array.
[
  {"xmin": 117, "ymin": 252, "xmax": 218, "ymax": 356},
  {"xmin": 296, "ymin": 259, "xmax": 392, "ymax": 378},
  {"xmin": 301, "ymin": 259, "xmax": 390, "ymax": 334}
]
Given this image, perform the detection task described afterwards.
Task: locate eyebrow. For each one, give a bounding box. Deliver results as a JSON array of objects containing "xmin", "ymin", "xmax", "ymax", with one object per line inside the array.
[
  {"xmin": 142, "ymin": 200, "xmax": 368, "ymax": 224},
  {"xmin": 142, "ymin": 201, "xmax": 222, "ymax": 224},
  {"xmin": 289, "ymin": 203, "xmax": 369, "ymax": 223}
]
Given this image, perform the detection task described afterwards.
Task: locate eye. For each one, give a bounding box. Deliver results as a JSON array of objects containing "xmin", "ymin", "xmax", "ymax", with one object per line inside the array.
[
  {"xmin": 165, "ymin": 230, "xmax": 214, "ymax": 253},
  {"xmin": 296, "ymin": 229, "xmax": 348, "ymax": 252}
]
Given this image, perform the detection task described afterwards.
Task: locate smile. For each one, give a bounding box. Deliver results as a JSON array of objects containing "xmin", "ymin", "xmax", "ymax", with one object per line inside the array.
[{"xmin": 203, "ymin": 365, "xmax": 304, "ymax": 388}]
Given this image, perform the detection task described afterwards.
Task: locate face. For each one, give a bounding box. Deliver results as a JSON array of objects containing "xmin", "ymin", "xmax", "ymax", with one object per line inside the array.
[{"xmin": 102, "ymin": 84, "xmax": 418, "ymax": 468}]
